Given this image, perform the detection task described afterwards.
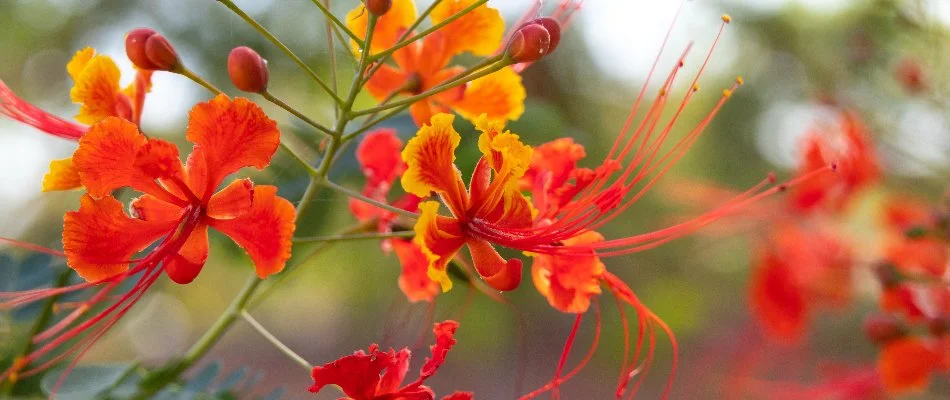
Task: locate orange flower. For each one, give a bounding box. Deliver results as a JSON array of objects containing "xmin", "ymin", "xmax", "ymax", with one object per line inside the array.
[
  {"xmin": 309, "ymin": 320, "xmax": 472, "ymax": 400},
  {"xmin": 531, "ymin": 230, "xmax": 605, "ymax": 313},
  {"xmin": 789, "ymin": 110, "xmax": 880, "ymax": 214},
  {"xmin": 1, "ymin": 47, "xmax": 154, "ymax": 191},
  {"xmin": 347, "ymin": 0, "xmax": 525, "ymax": 126},
  {"xmin": 878, "ymin": 338, "xmax": 940, "ymax": 393}
]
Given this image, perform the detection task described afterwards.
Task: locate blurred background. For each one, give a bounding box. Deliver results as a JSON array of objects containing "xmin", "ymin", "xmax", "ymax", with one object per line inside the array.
[{"xmin": 1, "ymin": 0, "xmax": 949, "ymax": 398}]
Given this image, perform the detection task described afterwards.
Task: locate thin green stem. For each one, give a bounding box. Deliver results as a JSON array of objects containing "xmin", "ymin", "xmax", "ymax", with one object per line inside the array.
[
  {"xmin": 261, "ymin": 91, "xmax": 333, "ymax": 136},
  {"xmin": 369, "ymin": 0, "xmax": 489, "ymax": 62},
  {"xmin": 217, "ymin": 0, "xmax": 344, "ymax": 106},
  {"xmin": 324, "ymin": 0, "xmax": 340, "ymax": 120},
  {"xmin": 181, "ymin": 276, "xmax": 261, "ymax": 365},
  {"xmin": 178, "ymin": 68, "xmax": 224, "ymax": 95},
  {"xmin": 293, "ymin": 230, "xmax": 414, "ymax": 243},
  {"xmin": 309, "ymin": 0, "xmax": 364, "ymax": 45},
  {"xmin": 324, "ymin": 180, "xmax": 419, "ymax": 219},
  {"xmin": 241, "ymin": 310, "xmax": 312, "ymax": 371},
  {"xmin": 361, "ymin": 0, "xmax": 442, "ymax": 84},
  {"xmin": 343, "ymin": 103, "xmax": 412, "ymax": 142},
  {"xmin": 351, "ymin": 57, "xmax": 511, "ymax": 117}
]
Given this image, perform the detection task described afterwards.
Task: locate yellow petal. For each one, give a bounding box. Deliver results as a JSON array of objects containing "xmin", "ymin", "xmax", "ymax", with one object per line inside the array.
[
  {"xmin": 451, "ymin": 66, "xmax": 526, "ymax": 124},
  {"xmin": 400, "ymin": 113, "xmax": 464, "ymax": 198},
  {"xmin": 431, "ymin": 0, "xmax": 504, "ymax": 58},
  {"xmin": 42, "ymin": 157, "xmax": 82, "ymax": 192},
  {"xmin": 346, "ymin": 0, "xmax": 417, "ymax": 55},
  {"xmin": 66, "ymin": 47, "xmax": 95, "ymax": 82},
  {"xmin": 70, "ymin": 55, "xmax": 121, "ymax": 125}
]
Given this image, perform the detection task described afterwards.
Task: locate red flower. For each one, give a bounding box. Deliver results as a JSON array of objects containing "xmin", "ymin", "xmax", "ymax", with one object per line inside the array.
[{"xmin": 309, "ymin": 321, "xmax": 471, "ymax": 400}]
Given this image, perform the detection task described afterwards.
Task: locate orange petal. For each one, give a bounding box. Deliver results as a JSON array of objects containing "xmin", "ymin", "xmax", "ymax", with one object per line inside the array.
[
  {"xmin": 63, "ymin": 195, "xmax": 176, "ymax": 282},
  {"xmin": 130, "ymin": 194, "xmax": 185, "ymax": 223},
  {"xmin": 409, "ymin": 100, "xmax": 448, "ymax": 127},
  {"xmin": 207, "ymin": 178, "xmax": 254, "ymax": 220},
  {"xmin": 209, "ymin": 185, "xmax": 295, "ymax": 278},
  {"xmin": 42, "ymin": 157, "xmax": 82, "ymax": 192},
  {"xmin": 346, "ymin": 0, "xmax": 417, "ymax": 54},
  {"xmin": 69, "ymin": 53, "xmax": 122, "ymax": 125},
  {"xmin": 413, "ymin": 201, "xmax": 465, "ymax": 291},
  {"xmin": 451, "ymin": 66, "xmax": 526, "ymax": 123},
  {"xmin": 749, "ymin": 249, "xmax": 808, "ymax": 343},
  {"xmin": 134, "ymin": 138, "xmax": 185, "ymax": 180},
  {"xmin": 879, "ymin": 338, "xmax": 939, "ymax": 393},
  {"xmin": 401, "ymin": 114, "xmax": 466, "ymax": 206},
  {"xmin": 430, "ymin": 0, "xmax": 504, "ymax": 58},
  {"xmin": 465, "ymin": 238, "xmax": 522, "ymax": 291},
  {"xmin": 163, "ymin": 222, "xmax": 209, "ymax": 284},
  {"xmin": 392, "ymin": 239, "xmax": 441, "ymax": 303},
  {"xmin": 531, "ymin": 231, "xmax": 605, "ymax": 313},
  {"xmin": 185, "ymin": 95, "xmax": 280, "ymax": 198},
  {"xmin": 73, "ymin": 117, "xmax": 170, "ymax": 199},
  {"xmin": 365, "ymin": 63, "xmax": 412, "ymax": 101},
  {"xmin": 66, "ymin": 48, "xmax": 95, "ymax": 82}
]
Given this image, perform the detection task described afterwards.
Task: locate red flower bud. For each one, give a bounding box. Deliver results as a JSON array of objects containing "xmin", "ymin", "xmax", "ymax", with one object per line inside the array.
[
  {"xmin": 228, "ymin": 46, "xmax": 270, "ymax": 93},
  {"xmin": 864, "ymin": 314, "xmax": 906, "ymax": 345},
  {"xmin": 507, "ymin": 17, "xmax": 562, "ymax": 63},
  {"xmin": 125, "ymin": 28, "xmax": 181, "ymax": 71},
  {"xmin": 531, "ymin": 17, "xmax": 561, "ymax": 54},
  {"xmin": 364, "ymin": 0, "xmax": 392, "ymax": 16}
]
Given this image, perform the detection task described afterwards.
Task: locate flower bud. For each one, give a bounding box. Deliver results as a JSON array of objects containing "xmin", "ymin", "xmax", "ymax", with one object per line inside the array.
[
  {"xmin": 531, "ymin": 17, "xmax": 561, "ymax": 54},
  {"xmin": 364, "ymin": 0, "xmax": 392, "ymax": 16},
  {"xmin": 507, "ymin": 24, "xmax": 551, "ymax": 63},
  {"xmin": 125, "ymin": 28, "xmax": 181, "ymax": 71},
  {"xmin": 863, "ymin": 314, "xmax": 906, "ymax": 345},
  {"xmin": 228, "ymin": 46, "xmax": 270, "ymax": 93}
]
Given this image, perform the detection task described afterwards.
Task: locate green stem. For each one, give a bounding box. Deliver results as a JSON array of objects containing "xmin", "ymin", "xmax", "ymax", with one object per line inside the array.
[
  {"xmin": 309, "ymin": 0, "xmax": 364, "ymax": 46},
  {"xmin": 261, "ymin": 91, "xmax": 334, "ymax": 136},
  {"xmin": 181, "ymin": 277, "xmax": 261, "ymax": 365},
  {"xmin": 216, "ymin": 0, "xmax": 345, "ymax": 106},
  {"xmin": 361, "ymin": 0, "xmax": 443, "ymax": 85},
  {"xmin": 178, "ymin": 68, "xmax": 224, "ymax": 95},
  {"xmin": 324, "ymin": 180, "xmax": 418, "ymax": 218},
  {"xmin": 369, "ymin": 0, "xmax": 489, "ymax": 62},
  {"xmin": 342, "ymin": 103, "xmax": 411, "ymax": 142},
  {"xmin": 293, "ymin": 230, "xmax": 414, "ymax": 243},
  {"xmin": 351, "ymin": 56, "xmax": 511, "ymax": 117},
  {"xmin": 324, "ymin": 0, "xmax": 340, "ymax": 120},
  {"xmin": 241, "ymin": 311, "xmax": 312, "ymax": 371}
]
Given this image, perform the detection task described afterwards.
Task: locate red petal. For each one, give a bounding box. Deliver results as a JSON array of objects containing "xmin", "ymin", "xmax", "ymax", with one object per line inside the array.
[
  {"xmin": 63, "ymin": 195, "xmax": 175, "ymax": 282},
  {"xmin": 356, "ymin": 128, "xmax": 405, "ymax": 187},
  {"xmin": 309, "ymin": 346, "xmax": 407, "ymax": 398},
  {"xmin": 392, "ymin": 239, "xmax": 441, "ymax": 303},
  {"xmin": 465, "ymin": 239, "xmax": 522, "ymax": 292},
  {"xmin": 130, "ymin": 194, "xmax": 185, "ymax": 223},
  {"xmin": 749, "ymin": 247, "xmax": 808, "ymax": 343},
  {"xmin": 879, "ymin": 338, "xmax": 939, "ymax": 393},
  {"xmin": 420, "ymin": 320, "xmax": 460, "ymax": 379},
  {"xmin": 185, "ymin": 95, "xmax": 279, "ymax": 198},
  {"xmin": 73, "ymin": 117, "xmax": 172, "ymax": 199},
  {"xmin": 207, "ymin": 178, "xmax": 254, "ymax": 220},
  {"xmin": 209, "ymin": 185, "xmax": 295, "ymax": 278},
  {"xmin": 163, "ymin": 222, "xmax": 209, "ymax": 284}
]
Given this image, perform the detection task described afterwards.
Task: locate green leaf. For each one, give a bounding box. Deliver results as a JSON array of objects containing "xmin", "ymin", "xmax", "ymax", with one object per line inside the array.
[{"xmin": 40, "ymin": 363, "xmax": 132, "ymax": 400}]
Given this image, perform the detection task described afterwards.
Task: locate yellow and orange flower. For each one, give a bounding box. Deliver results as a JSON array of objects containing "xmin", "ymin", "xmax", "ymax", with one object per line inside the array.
[{"xmin": 347, "ymin": 0, "xmax": 525, "ymax": 126}]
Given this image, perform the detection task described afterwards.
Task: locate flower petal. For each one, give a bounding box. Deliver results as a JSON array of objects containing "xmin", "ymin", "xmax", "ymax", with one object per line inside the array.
[
  {"xmin": 130, "ymin": 194, "xmax": 185, "ymax": 223},
  {"xmin": 531, "ymin": 231, "xmax": 605, "ymax": 313},
  {"xmin": 209, "ymin": 185, "xmax": 295, "ymax": 278},
  {"xmin": 420, "ymin": 320, "xmax": 460, "ymax": 379},
  {"xmin": 66, "ymin": 48, "xmax": 95, "ymax": 82},
  {"xmin": 207, "ymin": 178, "xmax": 254, "ymax": 220},
  {"xmin": 309, "ymin": 345, "xmax": 406, "ymax": 398},
  {"xmin": 430, "ymin": 0, "xmax": 504, "ymax": 58},
  {"xmin": 465, "ymin": 238, "xmax": 522, "ymax": 291},
  {"xmin": 63, "ymin": 195, "xmax": 175, "ymax": 282},
  {"xmin": 357, "ymin": 128, "xmax": 406, "ymax": 187},
  {"xmin": 346, "ymin": 0, "xmax": 417, "ymax": 54},
  {"xmin": 365, "ymin": 63, "xmax": 412, "ymax": 101},
  {"xmin": 163, "ymin": 222, "xmax": 209, "ymax": 284},
  {"xmin": 392, "ymin": 239, "xmax": 441, "ymax": 303},
  {"xmin": 185, "ymin": 95, "xmax": 280, "ymax": 198},
  {"xmin": 69, "ymin": 52, "xmax": 122, "ymax": 125},
  {"xmin": 451, "ymin": 67, "xmax": 526, "ymax": 123},
  {"xmin": 73, "ymin": 117, "xmax": 172, "ymax": 199},
  {"xmin": 42, "ymin": 157, "xmax": 82, "ymax": 192},
  {"xmin": 879, "ymin": 338, "xmax": 939, "ymax": 394},
  {"xmin": 413, "ymin": 201, "xmax": 465, "ymax": 291},
  {"xmin": 749, "ymin": 247, "xmax": 808, "ymax": 343},
  {"xmin": 401, "ymin": 114, "xmax": 467, "ymax": 209}
]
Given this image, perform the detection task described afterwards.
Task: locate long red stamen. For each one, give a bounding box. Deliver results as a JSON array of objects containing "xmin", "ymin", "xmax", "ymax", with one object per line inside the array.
[
  {"xmin": 518, "ymin": 300, "xmax": 601, "ymax": 400},
  {"xmin": 0, "ymin": 237, "xmax": 66, "ymax": 257},
  {"xmin": 0, "ymin": 80, "xmax": 86, "ymax": 140}
]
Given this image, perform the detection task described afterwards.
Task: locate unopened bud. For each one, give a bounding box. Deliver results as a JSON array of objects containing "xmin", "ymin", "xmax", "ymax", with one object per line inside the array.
[
  {"xmin": 507, "ymin": 17, "xmax": 562, "ymax": 63},
  {"xmin": 228, "ymin": 46, "xmax": 269, "ymax": 93},
  {"xmin": 364, "ymin": 0, "xmax": 392, "ymax": 16},
  {"xmin": 125, "ymin": 28, "xmax": 181, "ymax": 71},
  {"xmin": 864, "ymin": 314, "xmax": 906, "ymax": 345}
]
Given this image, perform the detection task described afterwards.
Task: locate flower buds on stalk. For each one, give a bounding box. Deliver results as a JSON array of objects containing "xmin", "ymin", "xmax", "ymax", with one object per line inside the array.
[
  {"xmin": 125, "ymin": 28, "xmax": 181, "ymax": 71},
  {"xmin": 228, "ymin": 46, "xmax": 270, "ymax": 93},
  {"xmin": 364, "ymin": 0, "xmax": 392, "ymax": 16},
  {"xmin": 506, "ymin": 17, "xmax": 562, "ymax": 63}
]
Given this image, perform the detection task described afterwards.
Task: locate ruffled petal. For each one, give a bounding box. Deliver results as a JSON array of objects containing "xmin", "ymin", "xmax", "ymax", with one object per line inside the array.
[
  {"xmin": 66, "ymin": 48, "xmax": 95, "ymax": 82},
  {"xmin": 42, "ymin": 157, "xmax": 82, "ymax": 192},
  {"xmin": 465, "ymin": 238, "xmax": 522, "ymax": 291},
  {"xmin": 73, "ymin": 117, "xmax": 173, "ymax": 199},
  {"xmin": 63, "ymin": 195, "xmax": 176, "ymax": 282},
  {"xmin": 450, "ymin": 67, "xmax": 526, "ymax": 123},
  {"xmin": 392, "ymin": 239, "xmax": 441, "ymax": 303},
  {"xmin": 430, "ymin": 0, "xmax": 504, "ymax": 58},
  {"xmin": 401, "ymin": 114, "xmax": 466, "ymax": 210},
  {"xmin": 163, "ymin": 222, "xmax": 209, "ymax": 284},
  {"xmin": 346, "ymin": 0, "xmax": 417, "ymax": 54},
  {"xmin": 413, "ymin": 201, "xmax": 465, "ymax": 291},
  {"xmin": 357, "ymin": 128, "xmax": 406, "ymax": 187},
  {"xmin": 531, "ymin": 231, "xmax": 605, "ymax": 313},
  {"xmin": 69, "ymin": 52, "xmax": 123, "ymax": 125},
  {"xmin": 207, "ymin": 178, "xmax": 254, "ymax": 220},
  {"xmin": 185, "ymin": 95, "xmax": 280, "ymax": 198},
  {"xmin": 209, "ymin": 185, "xmax": 295, "ymax": 278},
  {"xmin": 420, "ymin": 320, "xmax": 460, "ymax": 379},
  {"xmin": 309, "ymin": 345, "xmax": 407, "ymax": 398}
]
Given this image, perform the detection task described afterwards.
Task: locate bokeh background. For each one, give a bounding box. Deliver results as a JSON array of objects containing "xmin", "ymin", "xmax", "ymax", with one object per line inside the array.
[{"xmin": 2, "ymin": 0, "xmax": 949, "ymax": 398}]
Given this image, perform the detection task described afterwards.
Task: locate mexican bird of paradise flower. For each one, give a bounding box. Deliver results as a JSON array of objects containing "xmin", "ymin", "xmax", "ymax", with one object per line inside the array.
[
  {"xmin": 347, "ymin": 0, "xmax": 526, "ymax": 126},
  {"xmin": 309, "ymin": 320, "xmax": 473, "ymax": 400},
  {"xmin": 0, "ymin": 94, "xmax": 295, "ymax": 384},
  {"xmin": 0, "ymin": 47, "xmax": 154, "ymax": 191},
  {"xmin": 349, "ymin": 129, "xmax": 437, "ymax": 303}
]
